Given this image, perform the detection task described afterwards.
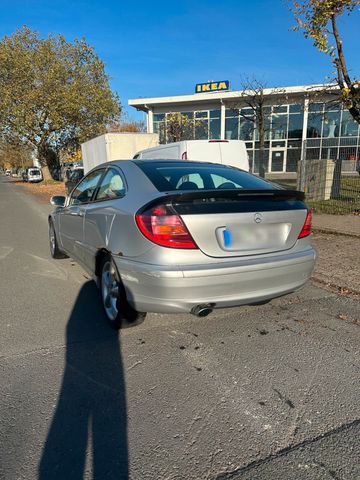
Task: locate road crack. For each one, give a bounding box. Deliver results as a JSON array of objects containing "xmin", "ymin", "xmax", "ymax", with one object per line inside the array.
[{"xmin": 214, "ymin": 418, "xmax": 360, "ymax": 479}]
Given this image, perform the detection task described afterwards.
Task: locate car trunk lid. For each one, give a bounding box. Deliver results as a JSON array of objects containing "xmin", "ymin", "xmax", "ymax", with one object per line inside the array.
[{"xmin": 166, "ymin": 189, "xmax": 308, "ymax": 258}]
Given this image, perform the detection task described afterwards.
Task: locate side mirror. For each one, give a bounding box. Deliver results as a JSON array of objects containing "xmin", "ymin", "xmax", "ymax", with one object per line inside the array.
[{"xmin": 50, "ymin": 195, "xmax": 66, "ymax": 207}]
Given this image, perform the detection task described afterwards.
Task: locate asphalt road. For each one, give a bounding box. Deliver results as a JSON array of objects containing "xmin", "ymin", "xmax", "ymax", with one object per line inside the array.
[{"xmin": 0, "ymin": 176, "xmax": 359, "ymax": 480}]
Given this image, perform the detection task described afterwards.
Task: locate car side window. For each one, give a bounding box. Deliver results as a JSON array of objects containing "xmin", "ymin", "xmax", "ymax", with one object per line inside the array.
[
  {"xmin": 69, "ymin": 170, "xmax": 104, "ymax": 205},
  {"xmin": 95, "ymin": 169, "xmax": 125, "ymax": 201}
]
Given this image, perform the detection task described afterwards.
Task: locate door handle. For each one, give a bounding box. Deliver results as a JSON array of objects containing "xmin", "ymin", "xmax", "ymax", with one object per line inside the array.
[{"xmin": 69, "ymin": 208, "xmax": 85, "ymax": 217}]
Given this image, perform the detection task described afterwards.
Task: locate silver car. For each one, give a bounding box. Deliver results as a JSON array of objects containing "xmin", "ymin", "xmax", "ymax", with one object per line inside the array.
[{"xmin": 49, "ymin": 160, "xmax": 315, "ymax": 329}]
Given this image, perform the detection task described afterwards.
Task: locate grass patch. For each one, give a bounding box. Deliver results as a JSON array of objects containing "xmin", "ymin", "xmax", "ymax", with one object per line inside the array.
[
  {"xmin": 40, "ymin": 179, "xmax": 64, "ymax": 186},
  {"xmin": 309, "ymin": 177, "xmax": 360, "ymax": 214},
  {"xmin": 270, "ymin": 179, "xmax": 297, "ymax": 189},
  {"xmin": 15, "ymin": 178, "xmax": 66, "ymax": 203},
  {"xmin": 271, "ymin": 176, "xmax": 360, "ymax": 215},
  {"xmin": 307, "ymin": 199, "xmax": 359, "ymax": 215}
]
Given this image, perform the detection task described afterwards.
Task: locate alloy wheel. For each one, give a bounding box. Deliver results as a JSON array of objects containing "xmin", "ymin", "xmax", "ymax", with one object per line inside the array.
[
  {"xmin": 49, "ymin": 223, "xmax": 56, "ymax": 256},
  {"xmin": 101, "ymin": 260, "xmax": 119, "ymax": 321}
]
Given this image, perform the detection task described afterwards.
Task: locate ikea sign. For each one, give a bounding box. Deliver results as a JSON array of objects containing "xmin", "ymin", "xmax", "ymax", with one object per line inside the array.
[{"xmin": 195, "ymin": 81, "xmax": 230, "ymax": 93}]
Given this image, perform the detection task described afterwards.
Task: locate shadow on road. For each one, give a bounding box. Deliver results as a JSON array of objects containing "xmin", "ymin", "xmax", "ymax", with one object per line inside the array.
[{"xmin": 39, "ymin": 281, "xmax": 128, "ymax": 479}]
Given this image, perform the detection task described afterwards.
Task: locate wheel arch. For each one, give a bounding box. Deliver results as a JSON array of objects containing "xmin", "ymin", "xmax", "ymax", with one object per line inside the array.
[
  {"xmin": 95, "ymin": 249, "xmax": 129, "ymax": 301},
  {"xmin": 95, "ymin": 248, "xmax": 111, "ymax": 277}
]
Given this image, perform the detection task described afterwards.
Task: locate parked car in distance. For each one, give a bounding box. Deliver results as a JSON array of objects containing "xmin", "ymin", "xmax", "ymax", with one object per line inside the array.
[
  {"xmin": 49, "ymin": 160, "xmax": 315, "ymax": 329},
  {"xmin": 26, "ymin": 167, "xmax": 43, "ymax": 183},
  {"xmin": 65, "ymin": 167, "xmax": 84, "ymax": 194},
  {"xmin": 5, "ymin": 169, "xmax": 11, "ymax": 176},
  {"xmin": 134, "ymin": 139, "xmax": 249, "ymax": 171}
]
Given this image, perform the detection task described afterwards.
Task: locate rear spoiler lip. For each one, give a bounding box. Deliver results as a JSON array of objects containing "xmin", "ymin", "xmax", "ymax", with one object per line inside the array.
[
  {"xmin": 162, "ymin": 189, "xmax": 305, "ymax": 202},
  {"xmin": 138, "ymin": 189, "xmax": 306, "ymax": 214}
]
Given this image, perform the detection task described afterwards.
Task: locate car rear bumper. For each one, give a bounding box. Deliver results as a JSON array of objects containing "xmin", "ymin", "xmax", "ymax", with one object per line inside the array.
[{"xmin": 113, "ymin": 246, "xmax": 316, "ymax": 314}]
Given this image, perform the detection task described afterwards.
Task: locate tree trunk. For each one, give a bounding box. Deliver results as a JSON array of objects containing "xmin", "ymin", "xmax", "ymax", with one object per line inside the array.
[
  {"xmin": 38, "ymin": 145, "xmax": 60, "ymax": 180},
  {"xmin": 258, "ymin": 111, "xmax": 266, "ymax": 178},
  {"xmin": 41, "ymin": 165, "xmax": 52, "ymax": 181},
  {"xmin": 347, "ymin": 100, "xmax": 360, "ymax": 125},
  {"xmin": 331, "ymin": 15, "xmax": 360, "ymax": 126}
]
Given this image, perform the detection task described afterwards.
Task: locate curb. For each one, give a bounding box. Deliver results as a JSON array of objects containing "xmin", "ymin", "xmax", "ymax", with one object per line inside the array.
[
  {"xmin": 312, "ymin": 227, "xmax": 360, "ymax": 239},
  {"xmin": 311, "ymin": 277, "xmax": 360, "ymax": 299}
]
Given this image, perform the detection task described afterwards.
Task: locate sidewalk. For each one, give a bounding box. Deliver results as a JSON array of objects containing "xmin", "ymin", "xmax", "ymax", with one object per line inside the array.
[
  {"xmin": 311, "ymin": 213, "xmax": 360, "ymax": 296},
  {"xmin": 312, "ymin": 213, "xmax": 360, "ymax": 237}
]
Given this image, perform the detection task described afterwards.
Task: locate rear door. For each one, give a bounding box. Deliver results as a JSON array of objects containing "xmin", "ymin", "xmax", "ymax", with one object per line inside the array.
[
  {"xmin": 219, "ymin": 141, "xmax": 249, "ymax": 170},
  {"xmin": 187, "ymin": 141, "xmax": 221, "ymax": 162}
]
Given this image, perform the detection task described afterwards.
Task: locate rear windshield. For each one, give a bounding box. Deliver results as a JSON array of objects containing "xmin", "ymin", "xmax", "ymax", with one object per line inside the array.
[
  {"xmin": 71, "ymin": 169, "xmax": 84, "ymax": 179},
  {"xmin": 134, "ymin": 161, "xmax": 280, "ymax": 192},
  {"xmin": 29, "ymin": 169, "xmax": 41, "ymax": 175}
]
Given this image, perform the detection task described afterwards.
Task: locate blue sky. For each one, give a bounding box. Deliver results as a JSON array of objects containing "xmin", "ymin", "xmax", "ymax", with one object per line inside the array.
[{"xmin": 1, "ymin": 0, "xmax": 359, "ymax": 121}]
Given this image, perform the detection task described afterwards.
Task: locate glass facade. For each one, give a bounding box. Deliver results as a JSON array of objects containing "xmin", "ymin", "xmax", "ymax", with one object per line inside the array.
[
  {"xmin": 209, "ymin": 109, "xmax": 221, "ymax": 139},
  {"xmin": 152, "ymin": 101, "xmax": 360, "ymax": 173},
  {"xmin": 223, "ymin": 104, "xmax": 304, "ymax": 173},
  {"xmin": 153, "ymin": 113, "xmax": 166, "ymax": 144},
  {"xmin": 153, "ymin": 110, "xmax": 221, "ymax": 143}
]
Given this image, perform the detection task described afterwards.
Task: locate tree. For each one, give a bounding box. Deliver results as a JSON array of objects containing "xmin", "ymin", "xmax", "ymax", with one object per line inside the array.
[
  {"xmin": 0, "ymin": 26, "xmax": 121, "ymax": 177},
  {"xmin": 165, "ymin": 112, "xmax": 203, "ymax": 143},
  {"xmin": 291, "ymin": 0, "xmax": 360, "ymax": 123},
  {"xmin": 228, "ymin": 77, "xmax": 274, "ymax": 178},
  {"xmin": 107, "ymin": 120, "xmax": 147, "ymax": 133},
  {"xmin": 0, "ymin": 139, "xmax": 32, "ymax": 170}
]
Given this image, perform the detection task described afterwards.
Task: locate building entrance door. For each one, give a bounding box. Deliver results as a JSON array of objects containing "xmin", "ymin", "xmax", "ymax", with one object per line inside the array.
[{"xmin": 270, "ymin": 150, "xmax": 286, "ymax": 172}]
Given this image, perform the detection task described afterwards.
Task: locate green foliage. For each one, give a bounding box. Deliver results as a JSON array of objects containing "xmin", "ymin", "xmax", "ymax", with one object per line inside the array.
[
  {"xmin": 0, "ymin": 139, "xmax": 32, "ymax": 169},
  {"xmin": 273, "ymin": 176, "xmax": 360, "ymax": 214},
  {"xmin": 165, "ymin": 112, "xmax": 204, "ymax": 142},
  {"xmin": 0, "ymin": 26, "xmax": 121, "ymax": 167},
  {"xmin": 291, "ymin": 1, "xmax": 360, "ymax": 124},
  {"xmin": 292, "ymin": 1, "xmax": 359, "ymax": 54}
]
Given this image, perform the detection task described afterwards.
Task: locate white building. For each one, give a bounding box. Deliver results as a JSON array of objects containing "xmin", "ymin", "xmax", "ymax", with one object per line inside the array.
[{"xmin": 129, "ymin": 83, "xmax": 360, "ymax": 174}]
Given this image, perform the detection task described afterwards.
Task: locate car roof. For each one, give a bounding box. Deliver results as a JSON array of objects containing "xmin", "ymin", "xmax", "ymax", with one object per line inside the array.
[{"xmin": 107, "ymin": 159, "xmax": 227, "ymax": 169}]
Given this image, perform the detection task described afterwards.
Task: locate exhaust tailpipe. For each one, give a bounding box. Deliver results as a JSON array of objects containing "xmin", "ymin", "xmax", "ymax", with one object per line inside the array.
[{"xmin": 191, "ymin": 304, "xmax": 214, "ymax": 317}]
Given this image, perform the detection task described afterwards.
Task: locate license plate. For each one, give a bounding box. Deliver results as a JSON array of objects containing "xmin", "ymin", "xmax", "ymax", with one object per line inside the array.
[{"xmin": 217, "ymin": 223, "xmax": 291, "ymax": 251}]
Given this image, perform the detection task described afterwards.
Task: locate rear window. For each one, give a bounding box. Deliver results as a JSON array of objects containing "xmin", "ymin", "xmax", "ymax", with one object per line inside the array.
[
  {"xmin": 134, "ymin": 161, "xmax": 279, "ymax": 192},
  {"xmin": 70, "ymin": 169, "xmax": 84, "ymax": 180},
  {"xmin": 28, "ymin": 169, "xmax": 41, "ymax": 175}
]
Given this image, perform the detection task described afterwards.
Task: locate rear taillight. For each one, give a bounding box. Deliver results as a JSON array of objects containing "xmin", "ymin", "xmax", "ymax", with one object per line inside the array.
[
  {"xmin": 135, "ymin": 204, "xmax": 197, "ymax": 249},
  {"xmin": 298, "ymin": 209, "xmax": 312, "ymax": 238},
  {"xmin": 181, "ymin": 151, "xmax": 188, "ymax": 160}
]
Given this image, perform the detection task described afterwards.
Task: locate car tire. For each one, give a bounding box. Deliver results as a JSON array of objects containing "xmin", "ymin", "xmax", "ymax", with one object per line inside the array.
[
  {"xmin": 100, "ymin": 255, "xmax": 146, "ymax": 329},
  {"xmin": 49, "ymin": 220, "xmax": 68, "ymax": 259}
]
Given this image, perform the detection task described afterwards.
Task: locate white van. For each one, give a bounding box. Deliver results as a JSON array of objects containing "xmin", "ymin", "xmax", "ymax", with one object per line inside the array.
[
  {"xmin": 133, "ymin": 140, "xmax": 249, "ymax": 171},
  {"xmin": 27, "ymin": 167, "xmax": 43, "ymax": 183}
]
